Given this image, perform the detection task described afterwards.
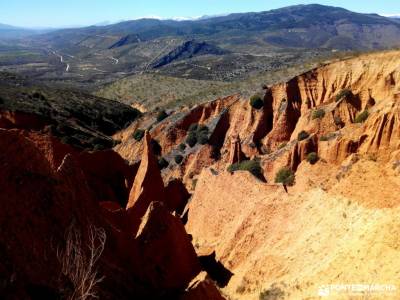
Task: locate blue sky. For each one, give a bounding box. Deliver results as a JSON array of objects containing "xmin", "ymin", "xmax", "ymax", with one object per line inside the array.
[{"xmin": 1, "ymin": 0, "xmax": 399, "ymax": 28}]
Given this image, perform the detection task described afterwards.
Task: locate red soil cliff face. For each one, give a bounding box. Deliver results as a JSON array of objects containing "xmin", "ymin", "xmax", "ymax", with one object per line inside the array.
[
  {"xmin": 182, "ymin": 51, "xmax": 400, "ymax": 300},
  {"xmin": 0, "ymin": 127, "xmax": 223, "ymax": 299},
  {"xmin": 3, "ymin": 50, "xmax": 399, "ymax": 299},
  {"xmin": 115, "ymin": 50, "xmax": 400, "ymax": 186},
  {"xmin": 126, "ymin": 131, "xmax": 166, "ymax": 234}
]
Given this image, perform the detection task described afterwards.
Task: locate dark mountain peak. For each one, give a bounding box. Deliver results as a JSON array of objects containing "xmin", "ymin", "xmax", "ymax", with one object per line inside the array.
[{"xmin": 152, "ymin": 40, "xmax": 227, "ymax": 68}]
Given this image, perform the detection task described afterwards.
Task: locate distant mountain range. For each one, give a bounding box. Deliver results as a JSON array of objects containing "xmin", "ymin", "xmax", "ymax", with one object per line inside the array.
[
  {"xmin": 0, "ymin": 23, "xmax": 55, "ymax": 39},
  {"xmin": 1, "ymin": 4, "xmax": 400, "ymax": 86},
  {"xmin": 35, "ymin": 4, "xmax": 400, "ymax": 51}
]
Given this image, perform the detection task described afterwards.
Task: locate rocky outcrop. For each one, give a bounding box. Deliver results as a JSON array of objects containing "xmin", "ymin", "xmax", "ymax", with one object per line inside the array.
[
  {"xmin": 0, "ymin": 128, "xmax": 212, "ymax": 299},
  {"xmin": 165, "ymin": 179, "xmax": 191, "ymax": 215},
  {"xmin": 186, "ymin": 160, "xmax": 400, "ymax": 299},
  {"xmin": 358, "ymin": 103, "xmax": 400, "ymax": 158},
  {"xmin": 111, "ymin": 50, "xmax": 400, "ymax": 299},
  {"xmin": 135, "ymin": 201, "xmax": 201, "ymax": 291},
  {"xmin": 126, "ymin": 131, "xmax": 165, "ymax": 234},
  {"xmin": 0, "ymin": 110, "xmax": 50, "ymax": 130},
  {"xmin": 0, "ymin": 129, "xmax": 142, "ymax": 299},
  {"xmin": 78, "ymin": 150, "xmax": 138, "ymax": 207},
  {"xmin": 109, "ymin": 33, "xmax": 140, "ymax": 49},
  {"xmin": 181, "ymin": 272, "xmax": 226, "ymax": 300},
  {"xmin": 228, "ymin": 135, "xmax": 246, "ymax": 165},
  {"xmin": 152, "ymin": 40, "xmax": 227, "ymax": 68}
]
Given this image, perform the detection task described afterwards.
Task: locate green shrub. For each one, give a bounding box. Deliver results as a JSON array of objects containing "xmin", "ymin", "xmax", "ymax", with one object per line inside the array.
[
  {"xmin": 197, "ymin": 124, "xmax": 209, "ymax": 133},
  {"xmin": 158, "ymin": 157, "xmax": 169, "ymax": 169},
  {"xmin": 174, "ymin": 154, "xmax": 184, "ymax": 164},
  {"xmin": 61, "ymin": 136, "xmax": 79, "ymax": 146},
  {"xmin": 298, "ymin": 130, "xmax": 310, "ymax": 141},
  {"xmin": 150, "ymin": 139, "xmax": 162, "ymax": 156},
  {"xmin": 354, "ymin": 110, "xmax": 369, "ymax": 123},
  {"xmin": 306, "ymin": 152, "xmax": 319, "ymax": 164},
  {"xmin": 179, "ymin": 143, "xmax": 186, "ymax": 152},
  {"xmin": 259, "ymin": 286, "xmax": 285, "ymax": 300},
  {"xmin": 334, "ymin": 116, "xmax": 344, "ymax": 127},
  {"xmin": 278, "ymin": 142, "xmax": 287, "ymax": 149},
  {"xmin": 186, "ymin": 124, "xmax": 209, "ymax": 147},
  {"xmin": 188, "ymin": 123, "xmax": 198, "ymax": 132},
  {"xmin": 335, "ymin": 89, "xmax": 352, "ymax": 101},
  {"xmin": 133, "ymin": 129, "xmax": 145, "ymax": 141},
  {"xmin": 250, "ymin": 94, "xmax": 264, "ymax": 110},
  {"xmin": 275, "ymin": 168, "xmax": 295, "ymax": 186},
  {"xmin": 186, "ymin": 133, "xmax": 198, "ymax": 147},
  {"xmin": 113, "ymin": 139, "xmax": 122, "ymax": 146},
  {"xmin": 192, "ymin": 179, "xmax": 198, "ymax": 189},
  {"xmin": 32, "ymin": 91, "xmax": 46, "ymax": 100},
  {"xmin": 312, "ymin": 109, "xmax": 325, "ymax": 120},
  {"xmin": 320, "ymin": 135, "xmax": 329, "ymax": 141},
  {"xmin": 197, "ymin": 132, "xmax": 209, "ymax": 145},
  {"xmin": 227, "ymin": 160, "xmax": 263, "ymax": 178},
  {"xmin": 89, "ymin": 136, "xmax": 114, "ymax": 150},
  {"xmin": 156, "ymin": 110, "xmax": 168, "ymax": 122},
  {"xmin": 93, "ymin": 144, "xmax": 107, "ymax": 151}
]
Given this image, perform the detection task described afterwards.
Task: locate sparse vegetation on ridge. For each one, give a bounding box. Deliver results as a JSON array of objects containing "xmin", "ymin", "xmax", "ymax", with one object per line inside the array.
[
  {"xmin": 156, "ymin": 110, "xmax": 168, "ymax": 122},
  {"xmin": 307, "ymin": 152, "xmax": 319, "ymax": 164},
  {"xmin": 335, "ymin": 89, "xmax": 352, "ymax": 101},
  {"xmin": 133, "ymin": 129, "xmax": 145, "ymax": 141},
  {"xmin": 227, "ymin": 160, "xmax": 263, "ymax": 178},
  {"xmin": 275, "ymin": 167, "xmax": 295, "ymax": 186},
  {"xmin": 179, "ymin": 143, "xmax": 186, "ymax": 152},
  {"xmin": 174, "ymin": 154, "xmax": 184, "ymax": 164},
  {"xmin": 250, "ymin": 94, "xmax": 264, "ymax": 109},
  {"xmin": 158, "ymin": 157, "xmax": 169, "ymax": 169},
  {"xmin": 298, "ymin": 130, "xmax": 310, "ymax": 141},
  {"xmin": 354, "ymin": 110, "xmax": 369, "ymax": 123},
  {"xmin": 312, "ymin": 109, "xmax": 325, "ymax": 119},
  {"xmin": 185, "ymin": 124, "xmax": 209, "ymax": 147},
  {"xmin": 334, "ymin": 116, "xmax": 344, "ymax": 127}
]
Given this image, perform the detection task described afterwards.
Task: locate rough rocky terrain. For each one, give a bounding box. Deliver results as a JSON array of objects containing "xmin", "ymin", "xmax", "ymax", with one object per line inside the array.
[
  {"xmin": 1, "ymin": 48, "xmax": 400, "ymax": 299},
  {"xmin": 113, "ymin": 49, "xmax": 400, "ymax": 299}
]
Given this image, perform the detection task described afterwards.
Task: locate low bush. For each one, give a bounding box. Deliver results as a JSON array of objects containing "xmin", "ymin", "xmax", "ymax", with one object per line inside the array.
[
  {"xmin": 227, "ymin": 160, "xmax": 263, "ymax": 178},
  {"xmin": 197, "ymin": 124, "xmax": 209, "ymax": 133},
  {"xmin": 158, "ymin": 157, "xmax": 169, "ymax": 169},
  {"xmin": 174, "ymin": 154, "xmax": 183, "ymax": 164},
  {"xmin": 186, "ymin": 133, "xmax": 198, "ymax": 147},
  {"xmin": 320, "ymin": 135, "xmax": 329, "ymax": 141},
  {"xmin": 156, "ymin": 110, "xmax": 168, "ymax": 122},
  {"xmin": 312, "ymin": 109, "xmax": 325, "ymax": 120},
  {"xmin": 90, "ymin": 136, "xmax": 115, "ymax": 150},
  {"xmin": 178, "ymin": 143, "xmax": 186, "ymax": 152},
  {"xmin": 250, "ymin": 94, "xmax": 264, "ymax": 110},
  {"xmin": 186, "ymin": 124, "xmax": 209, "ymax": 147},
  {"xmin": 32, "ymin": 91, "xmax": 46, "ymax": 100},
  {"xmin": 133, "ymin": 129, "xmax": 145, "ymax": 141},
  {"xmin": 334, "ymin": 116, "xmax": 344, "ymax": 127},
  {"xmin": 275, "ymin": 167, "xmax": 295, "ymax": 186},
  {"xmin": 278, "ymin": 142, "xmax": 287, "ymax": 149},
  {"xmin": 197, "ymin": 132, "xmax": 209, "ymax": 145},
  {"xmin": 150, "ymin": 139, "xmax": 162, "ymax": 156},
  {"xmin": 335, "ymin": 89, "xmax": 352, "ymax": 102},
  {"xmin": 298, "ymin": 130, "xmax": 310, "ymax": 141},
  {"xmin": 188, "ymin": 123, "xmax": 198, "ymax": 132},
  {"xmin": 259, "ymin": 286, "xmax": 285, "ymax": 300},
  {"xmin": 306, "ymin": 152, "xmax": 319, "ymax": 164},
  {"xmin": 354, "ymin": 110, "xmax": 369, "ymax": 123}
]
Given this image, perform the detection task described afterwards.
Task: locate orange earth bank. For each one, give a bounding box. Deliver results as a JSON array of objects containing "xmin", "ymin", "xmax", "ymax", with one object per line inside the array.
[{"xmin": 115, "ymin": 50, "xmax": 400, "ymax": 299}]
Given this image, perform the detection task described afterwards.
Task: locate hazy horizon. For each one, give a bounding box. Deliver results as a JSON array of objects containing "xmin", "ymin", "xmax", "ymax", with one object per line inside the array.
[{"xmin": 1, "ymin": 0, "xmax": 399, "ymax": 29}]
